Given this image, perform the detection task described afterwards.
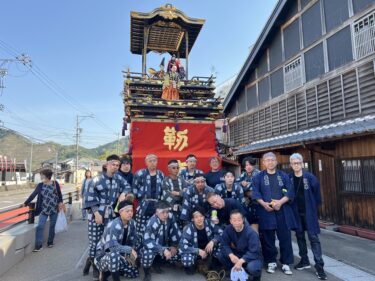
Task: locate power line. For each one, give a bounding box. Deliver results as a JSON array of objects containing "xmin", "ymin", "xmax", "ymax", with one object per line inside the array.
[{"xmin": 0, "ymin": 39, "xmax": 119, "ymax": 135}]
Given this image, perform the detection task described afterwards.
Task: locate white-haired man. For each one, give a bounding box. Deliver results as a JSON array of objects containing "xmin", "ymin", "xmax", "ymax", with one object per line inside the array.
[{"xmin": 289, "ymin": 153, "xmax": 327, "ymax": 280}]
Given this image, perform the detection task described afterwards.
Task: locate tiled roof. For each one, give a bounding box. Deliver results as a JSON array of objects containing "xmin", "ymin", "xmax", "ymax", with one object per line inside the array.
[{"xmin": 235, "ymin": 115, "xmax": 375, "ymax": 155}]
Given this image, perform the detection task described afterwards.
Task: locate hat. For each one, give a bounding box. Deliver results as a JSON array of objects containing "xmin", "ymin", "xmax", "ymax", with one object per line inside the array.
[
  {"xmin": 155, "ymin": 200, "xmax": 171, "ymax": 210},
  {"xmin": 116, "ymin": 200, "xmax": 133, "ymax": 214}
]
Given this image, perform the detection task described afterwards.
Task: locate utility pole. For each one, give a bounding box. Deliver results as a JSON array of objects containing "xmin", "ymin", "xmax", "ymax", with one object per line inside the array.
[
  {"xmin": 75, "ymin": 115, "xmax": 79, "ymax": 184},
  {"xmin": 54, "ymin": 150, "xmax": 58, "ymax": 182},
  {"xmin": 117, "ymin": 133, "xmax": 120, "ymax": 155},
  {"xmin": 75, "ymin": 115, "xmax": 93, "ymax": 184},
  {"xmin": 29, "ymin": 141, "xmax": 33, "ymax": 182}
]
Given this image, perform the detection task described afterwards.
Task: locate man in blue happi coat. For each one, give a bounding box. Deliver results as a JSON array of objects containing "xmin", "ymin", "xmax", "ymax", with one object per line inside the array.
[
  {"xmin": 218, "ymin": 210, "xmax": 262, "ymax": 281},
  {"xmin": 180, "ymin": 173, "xmax": 214, "ymax": 222},
  {"xmin": 237, "ymin": 157, "xmax": 261, "ymax": 192},
  {"xmin": 215, "ymin": 171, "xmax": 245, "ymax": 205},
  {"xmin": 84, "ymin": 154, "xmax": 132, "ymax": 280},
  {"xmin": 236, "ymin": 157, "xmax": 261, "ymax": 233},
  {"xmin": 161, "ymin": 159, "xmax": 187, "ymax": 227},
  {"xmin": 95, "ymin": 200, "xmax": 139, "ymax": 281},
  {"xmin": 252, "ymin": 152, "xmax": 298, "ymax": 276},
  {"xmin": 179, "ymin": 154, "xmax": 204, "ymax": 186},
  {"xmin": 140, "ymin": 201, "xmax": 181, "ymax": 281},
  {"xmin": 133, "ymin": 154, "xmax": 165, "ymax": 243},
  {"xmin": 179, "ymin": 206, "xmax": 222, "ymax": 275},
  {"xmin": 207, "ymin": 193, "xmax": 257, "ymax": 229},
  {"xmin": 289, "ymin": 153, "xmax": 327, "ymax": 280},
  {"xmin": 117, "ymin": 156, "xmax": 134, "ymax": 188}
]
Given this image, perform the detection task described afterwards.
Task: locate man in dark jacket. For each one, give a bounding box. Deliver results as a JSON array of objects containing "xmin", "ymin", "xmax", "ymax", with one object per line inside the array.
[
  {"xmin": 218, "ymin": 210, "xmax": 262, "ymax": 281},
  {"xmin": 289, "ymin": 153, "xmax": 327, "ymax": 280},
  {"xmin": 252, "ymin": 152, "xmax": 298, "ymax": 276},
  {"xmin": 207, "ymin": 193, "xmax": 256, "ymax": 229},
  {"xmin": 24, "ymin": 168, "xmax": 63, "ymax": 252}
]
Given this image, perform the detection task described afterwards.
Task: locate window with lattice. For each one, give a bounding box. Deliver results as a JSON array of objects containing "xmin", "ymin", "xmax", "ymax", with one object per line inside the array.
[
  {"xmin": 284, "ymin": 57, "xmax": 303, "ymax": 92},
  {"xmin": 353, "ymin": 11, "xmax": 375, "ymax": 60}
]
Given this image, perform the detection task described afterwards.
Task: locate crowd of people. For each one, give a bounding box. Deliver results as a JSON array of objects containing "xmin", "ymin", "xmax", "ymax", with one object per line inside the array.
[{"xmin": 24, "ymin": 151, "xmax": 328, "ymax": 281}]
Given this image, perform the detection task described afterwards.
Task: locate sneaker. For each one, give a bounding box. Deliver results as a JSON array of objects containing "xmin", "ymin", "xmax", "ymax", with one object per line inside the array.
[
  {"xmin": 33, "ymin": 246, "xmax": 43, "ymax": 252},
  {"xmin": 267, "ymin": 262, "xmax": 277, "ymax": 274},
  {"xmin": 47, "ymin": 243, "xmax": 54, "ymax": 248},
  {"xmin": 316, "ymin": 266, "xmax": 328, "ymax": 280},
  {"xmin": 282, "ymin": 264, "xmax": 293, "ymax": 275},
  {"xmin": 295, "ymin": 260, "xmax": 311, "ymax": 270}
]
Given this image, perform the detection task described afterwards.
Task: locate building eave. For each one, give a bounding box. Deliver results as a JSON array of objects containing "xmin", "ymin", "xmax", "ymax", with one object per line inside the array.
[{"xmin": 223, "ymin": 0, "xmax": 287, "ymax": 112}]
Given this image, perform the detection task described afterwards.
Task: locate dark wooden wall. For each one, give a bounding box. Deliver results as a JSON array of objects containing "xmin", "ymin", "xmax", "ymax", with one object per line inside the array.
[{"xmin": 311, "ymin": 135, "xmax": 375, "ymax": 229}]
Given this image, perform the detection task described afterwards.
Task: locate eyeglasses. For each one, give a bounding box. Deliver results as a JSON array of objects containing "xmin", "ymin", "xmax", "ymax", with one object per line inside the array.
[{"xmin": 291, "ymin": 162, "xmax": 303, "ymax": 166}]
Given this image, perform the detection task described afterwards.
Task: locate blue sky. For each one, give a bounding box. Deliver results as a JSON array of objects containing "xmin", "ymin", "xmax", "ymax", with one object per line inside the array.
[{"xmin": 0, "ymin": 0, "xmax": 277, "ymax": 148}]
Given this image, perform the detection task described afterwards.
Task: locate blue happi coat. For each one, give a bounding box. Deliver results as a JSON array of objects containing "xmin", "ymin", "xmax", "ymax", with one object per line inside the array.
[
  {"xmin": 142, "ymin": 213, "xmax": 181, "ymax": 254},
  {"xmin": 96, "ymin": 217, "xmax": 138, "ymax": 256},
  {"xmin": 180, "ymin": 168, "xmax": 204, "ymax": 186},
  {"xmin": 180, "ymin": 185, "xmax": 214, "ymax": 221},
  {"xmin": 133, "ymin": 169, "xmax": 164, "ymax": 215},
  {"xmin": 221, "ymin": 223, "xmax": 262, "ymax": 262},
  {"xmin": 161, "ymin": 176, "xmax": 187, "ymax": 205},
  {"xmin": 252, "ymin": 170, "xmax": 298, "ymax": 231},
  {"xmin": 214, "ymin": 182, "xmax": 245, "ymax": 205},
  {"xmin": 236, "ymin": 169, "xmax": 261, "ymax": 192},
  {"xmin": 85, "ymin": 173, "xmax": 131, "ymax": 222},
  {"xmin": 289, "ymin": 171, "xmax": 322, "ymax": 235},
  {"xmin": 179, "ymin": 219, "xmax": 222, "ymax": 255}
]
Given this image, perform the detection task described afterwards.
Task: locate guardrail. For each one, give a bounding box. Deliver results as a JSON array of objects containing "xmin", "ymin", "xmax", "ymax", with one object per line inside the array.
[{"xmin": 0, "ymin": 188, "xmax": 80, "ymax": 233}]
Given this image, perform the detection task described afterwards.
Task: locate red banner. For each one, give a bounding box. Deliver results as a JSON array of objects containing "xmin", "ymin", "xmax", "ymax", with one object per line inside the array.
[{"xmin": 129, "ymin": 120, "xmax": 219, "ymax": 174}]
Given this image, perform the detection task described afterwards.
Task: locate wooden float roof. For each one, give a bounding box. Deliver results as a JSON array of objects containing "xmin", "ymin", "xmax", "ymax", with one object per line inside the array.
[{"xmin": 130, "ymin": 4, "xmax": 205, "ymax": 58}]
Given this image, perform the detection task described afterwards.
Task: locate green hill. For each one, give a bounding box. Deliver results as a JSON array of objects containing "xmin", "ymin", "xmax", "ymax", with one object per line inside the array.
[{"xmin": 0, "ymin": 129, "xmax": 128, "ymax": 170}]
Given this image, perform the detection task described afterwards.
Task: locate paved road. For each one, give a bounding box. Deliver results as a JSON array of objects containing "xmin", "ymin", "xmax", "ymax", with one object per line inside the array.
[
  {"xmin": 0, "ymin": 184, "xmax": 78, "ymax": 209},
  {"xmin": 1, "ymin": 220, "xmax": 362, "ymax": 281}
]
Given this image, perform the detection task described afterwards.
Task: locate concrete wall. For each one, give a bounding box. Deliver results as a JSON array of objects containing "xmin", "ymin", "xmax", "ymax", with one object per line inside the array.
[{"xmin": 0, "ymin": 200, "xmax": 82, "ymax": 277}]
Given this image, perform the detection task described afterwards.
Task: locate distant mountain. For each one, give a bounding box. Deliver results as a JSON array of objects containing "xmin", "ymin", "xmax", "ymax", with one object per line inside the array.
[{"xmin": 0, "ymin": 129, "xmax": 128, "ymax": 170}]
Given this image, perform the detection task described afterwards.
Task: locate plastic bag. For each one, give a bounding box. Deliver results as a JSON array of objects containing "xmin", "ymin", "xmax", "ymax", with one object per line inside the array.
[
  {"xmin": 230, "ymin": 266, "xmax": 248, "ymax": 281},
  {"xmin": 55, "ymin": 210, "xmax": 68, "ymax": 233}
]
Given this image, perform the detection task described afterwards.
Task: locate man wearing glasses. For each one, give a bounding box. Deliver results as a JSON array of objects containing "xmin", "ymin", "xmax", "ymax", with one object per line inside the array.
[
  {"xmin": 289, "ymin": 153, "xmax": 327, "ymax": 280},
  {"xmin": 252, "ymin": 152, "xmax": 298, "ymax": 276},
  {"xmin": 84, "ymin": 154, "xmax": 132, "ymax": 280},
  {"xmin": 162, "ymin": 159, "xmax": 187, "ymax": 228}
]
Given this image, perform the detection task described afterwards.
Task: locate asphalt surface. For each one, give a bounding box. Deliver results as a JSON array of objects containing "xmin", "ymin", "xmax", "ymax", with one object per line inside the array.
[{"xmin": 0, "ymin": 220, "xmax": 348, "ymax": 281}]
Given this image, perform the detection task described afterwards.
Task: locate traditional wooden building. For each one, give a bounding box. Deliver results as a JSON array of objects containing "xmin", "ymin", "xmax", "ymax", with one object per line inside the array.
[{"xmin": 223, "ymin": 0, "xmax": 375, "ymax": 231}]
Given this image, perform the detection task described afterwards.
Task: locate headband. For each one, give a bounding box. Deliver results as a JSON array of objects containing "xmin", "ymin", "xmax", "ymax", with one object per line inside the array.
[
  {"xmin": 145, "ymin": 154, "xmax": 157, "ymax": 161},
  {"xmin": 186, "ymin": 156, "xmax": 197, "ymax": 162},
  {"xmin": 168, "ymin": 162, "xmax": 179, "ymax": 168},
  {"xmin": 119, "ymin": 205, "xmax": 133, "ymax": 213}
]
